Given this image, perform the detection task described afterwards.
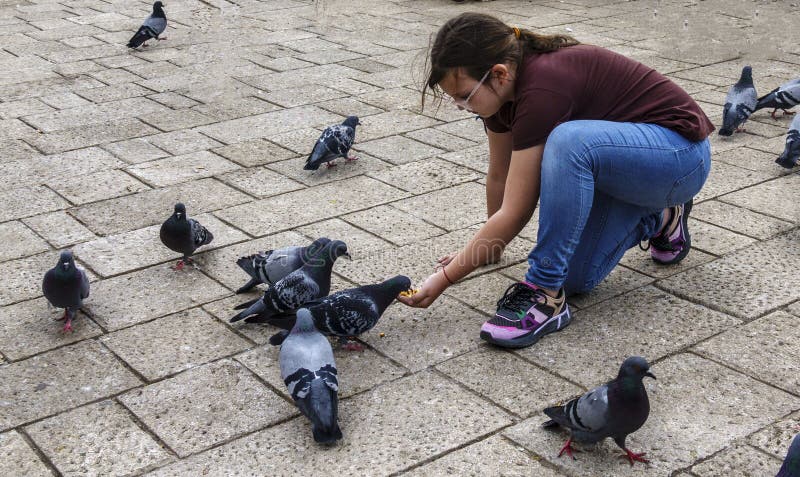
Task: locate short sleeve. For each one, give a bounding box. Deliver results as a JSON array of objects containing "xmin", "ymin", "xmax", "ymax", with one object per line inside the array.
[
  {"xmin": 511, "ymin": 89, "xmax": 574, "ymax": 150},
  {"xmin": 484, "ymin": 105, "xmax": 511, "ymax": 133}
]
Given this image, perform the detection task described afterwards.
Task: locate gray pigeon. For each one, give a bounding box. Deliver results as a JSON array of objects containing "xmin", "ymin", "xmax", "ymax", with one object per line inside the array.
[
  {"xmin": 304, "ymin": 116, "xmax": 360, "ymax": 170},
  {"xmin": 230, "ymin": 240, "xmax": 350, "ymax": 323},
  {"xmin": 159, "ymin": 203, "xmax": 213, "ymax": 270},
  {"xmin": 235, "ymin": 237, "xmax": 332, "ymax": 294},
  {"xmin": 280, "ymin": 308, "xmax": 341, "ymax": 444},
  {"xmin": 42, "ymin": 250, "xmax": 90, "ymax": 333},
  {"xmin": 778, "ymin": 434, "xmax": 800, "ymax": 477},
  {"xmin": 776, "ymin": 113, "xmax": 800, "ymax": 169},
  {"xmin": 543, "ymin": 356, "xmax": 655, "ymax": 466},
  {"xmin": 267, "ymin": 275, "xmax": 412, "ymax": 349},
  {"xmin": 719, "ymin": 66, "xmax": 757, "ymax": 136},
  {"xmin": 127, "ymin": 1, "xmax": 167, "ymax": 49},
  {"xmin": 755, "ymin": 77, "xmax": 800, "ymax": 119}
]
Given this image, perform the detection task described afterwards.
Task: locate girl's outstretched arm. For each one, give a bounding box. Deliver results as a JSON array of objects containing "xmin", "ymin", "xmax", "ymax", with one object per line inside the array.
[{"xmin": 398, "ymin": 144, "xmax": 544, "ymax": 308}]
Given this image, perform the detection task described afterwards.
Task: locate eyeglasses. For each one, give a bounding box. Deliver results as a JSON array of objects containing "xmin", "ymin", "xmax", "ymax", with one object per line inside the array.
[{"xmin": 444, "ymin": 69, "xmax": 491, "ymax": 110}]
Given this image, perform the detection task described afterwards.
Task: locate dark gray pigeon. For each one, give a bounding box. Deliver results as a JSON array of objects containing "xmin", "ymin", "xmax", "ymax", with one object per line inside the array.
[
  {"xmin": 127, "ymin": 1, "xmax": 167, "ymax": 49},
  {"xmin": 267, "ymin": 275, "xmax": 412, "ymax": 349},
  {"xmin": 42, "ymin": 250, "xmax": 90, "ymax": 333},
  {"xmin": 280, "ymin": 308, "xmax": 341, "ymax": 444},
  {"xmin": 304, "ymin": 116, "xmax": 360, "ymax": 170},
  {"xmin": 543, "ymin": 356, "xmax": 655, "ymax": 466},
  {"xmin": 230, "ymin": 240, "xmax": 350, "ymax": 323},
  {"xmin": 755, "ymin": 77, "xmax": 800, "ymax": 119},
  {"xmin": 778, "ymin": 433, "xmax": 800, "ymax": 477},
  {"xmin": 776, "ymin": 113, "xmax": 800, "ymax": 169},
  {"xmin": 159, "ymin": 202, "xmax": 213, "ymax": 270},
  {"xmin": 719, "ymin": 66, "xmax": 757, "ymax": 136},
  {"xmin": 235, "ymin": 237, "xmax": 332, "ymax": 294}
]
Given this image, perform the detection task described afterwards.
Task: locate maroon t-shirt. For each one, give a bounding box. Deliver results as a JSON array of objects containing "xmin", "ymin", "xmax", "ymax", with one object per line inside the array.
[{"xmin": 483, "ymin": 44, "xmax": 715, "ymax": 150}]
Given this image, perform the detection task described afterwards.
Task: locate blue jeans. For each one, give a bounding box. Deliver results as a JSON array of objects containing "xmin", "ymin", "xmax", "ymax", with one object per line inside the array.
[{"xmin": 525, "ymin": 120, "xmax": 711, "ymax": 295}]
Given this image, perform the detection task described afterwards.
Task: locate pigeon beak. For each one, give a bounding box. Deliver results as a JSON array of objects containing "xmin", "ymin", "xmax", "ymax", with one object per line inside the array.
[
  {"xmin": 645, "ymin": 371, "xmax": 656, "ymax": 380},
  {"xmin": 62, "ymin": 262, "xmax": 69, "ymax": 269},
  {"xmin": 344, "ymin": 252, "xmax": 352, "ymax": 261}
]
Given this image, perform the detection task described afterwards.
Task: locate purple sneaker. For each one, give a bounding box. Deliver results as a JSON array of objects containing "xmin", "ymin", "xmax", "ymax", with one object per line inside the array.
[
  {"xmin": 649, "ymin": 199, "xmax": 693, "ymax": 265},
  {"xmin": 480, "ymin": 282, "xmax": 571, "ymax": 349}
]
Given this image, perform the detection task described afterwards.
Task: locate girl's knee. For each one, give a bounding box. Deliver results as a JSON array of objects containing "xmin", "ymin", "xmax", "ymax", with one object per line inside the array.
[{"xmin": 542, "ymin": 122, "xmax": 592, "ymax": 175}]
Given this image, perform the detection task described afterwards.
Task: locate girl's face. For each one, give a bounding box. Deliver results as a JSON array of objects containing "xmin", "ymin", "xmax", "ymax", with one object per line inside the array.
[{"xmin": 438, "ymin": 65, "xmax": 515, "ymax": 117}]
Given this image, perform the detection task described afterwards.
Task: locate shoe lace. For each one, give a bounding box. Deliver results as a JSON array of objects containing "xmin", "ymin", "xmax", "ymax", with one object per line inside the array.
[
  {"xmin": 496, "ymin": 283, "xmax": 542, "ymax": 311},
  {"xmin": 649, "ymin": 234, "xmax": 677, "ymax": 252}
]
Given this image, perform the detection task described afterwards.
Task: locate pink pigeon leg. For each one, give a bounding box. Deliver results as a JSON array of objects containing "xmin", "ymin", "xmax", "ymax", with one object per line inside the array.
[
  {"xmin": 557, "ymin": 438, "xmax": 577, "ymax": 460},
  {"xmin": 619, "ymin": 448, "xmax": 649, "ymax": 466}
]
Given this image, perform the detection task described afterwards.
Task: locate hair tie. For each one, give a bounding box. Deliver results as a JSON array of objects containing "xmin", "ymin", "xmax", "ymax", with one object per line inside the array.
[{"xmin": 512, "ymin": 26, "xmax": 521, "ymax": 39}]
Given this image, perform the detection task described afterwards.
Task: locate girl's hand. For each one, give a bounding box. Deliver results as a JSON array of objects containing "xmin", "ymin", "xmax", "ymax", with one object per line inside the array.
[{"xmin": 396, "ymin": 270, "xmax": 449, "ymax": 308}]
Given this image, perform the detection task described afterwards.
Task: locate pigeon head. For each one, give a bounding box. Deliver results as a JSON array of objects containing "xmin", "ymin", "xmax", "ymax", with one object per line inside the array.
[
  {"xmin": 739, "ymin": 65, "xmax": 753, "ymax": 86},
  {"xmin": 618, "ymin": 356, "xmax": 655, "ymax": 381},
  {"xmin": 383, "ymin": 275, "xmax": 412, "ymax": 294},
  {"xmin": 57, "ymin": 250, "xmax": 76, "ymax": 271},
  {"xmin": 343, "ymin": 116, "xmax": 360, "ymax": 128},
  {"xmin": 173, "ymin": 203, "xmax": 186, "ymax": 220},
  {"xmin": 330, "ymin": 240, "xmax": 351, "ymax": 261},
  {"xmin": 293, "ymin": 308, "xmax": 317, "ymax": 332},
  {"xmin": 153, "ymin": 1, "xmax": 165, "ymax": 9}
]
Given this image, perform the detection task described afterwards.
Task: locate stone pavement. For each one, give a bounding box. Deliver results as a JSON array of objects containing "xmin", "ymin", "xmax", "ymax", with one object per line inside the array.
[{"xmin": 1, "ymin": 0, "xmax": 799, "ymax": 475}]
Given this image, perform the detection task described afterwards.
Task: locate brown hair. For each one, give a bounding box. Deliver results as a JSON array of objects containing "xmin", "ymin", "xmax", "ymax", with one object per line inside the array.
[{"xmin": 422, "ymin": 12, "xmax": 579, "ymax": 109}]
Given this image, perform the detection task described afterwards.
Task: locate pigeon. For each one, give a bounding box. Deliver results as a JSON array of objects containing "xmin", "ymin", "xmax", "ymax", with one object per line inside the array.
[
  {"xmin": 755, "ymin": 77, "xmax": 800, "ymax": 119},
  {"xmin": 776, "ymin": 113, "xmax": 800, "ymax": 169},
  {"xmin": 719, "ymin": 66, "xmax": 758, "ymax": 136},
  {"xmin": 280, "ymin": 308, "xmax": 342, "ymax": 444},
  {"xmin": 127, "ymin": 1, "xmax": 167, "ymax": 49},
  {"xmin": 235, "ymin": 237, "xmax": 332, "ymax": 294},
  {"xmin": 304, "ymin": 116, "xmax": 360, "ymax": 170},
  {"xmin": 230, "ymin": 240, "xmax": 350, "ymax": 323},
  {"xmin": 778, "ymin": 433, "xmax": 800, "ymax": 477},
  {"xmin": 42, "ymin": 250, "xmax": 90, "ymax": 333},
  {"xmin": 542, "ymin": 356, "xmax": 655, "ymax": 466},
  {"xmin": 159, "ymin": 203, "xmax": 213, "ymax": 270},
  {"xmin": 266, "ymin": 275, "xmax": 412, "ymax": 350}
]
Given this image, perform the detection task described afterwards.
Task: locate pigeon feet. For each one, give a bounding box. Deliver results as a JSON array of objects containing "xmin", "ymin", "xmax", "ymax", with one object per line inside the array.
[
  {"xmin": 784, "ymin": 109, "xmax": 796, "ymax": 116},
  {"xmin": 619, "ymin": 448, "xmax": 649, "ymax": 466},
  {"xmin": 345, "ymin": 155, "xmax": 359, "ymax": 162},
  {"xmin": 557, "ymin": 438, "xmax": 578, "ymax": 460},
  {"xmin": 734, "ymin": 126, "xmax": 746, "ymax": 133},
  {"xmin": 325, "ymin": 161, "xmax": 338, "ymax": 168},
  {"xmin": 172, "ymin": 258, "xmax": 194, "ymax": 271},
  {"xmin": 62, "ymin": 319, "xmax": 73, "ymax": 333},
  {"xmin": 341, "ymin": 340, "xmax": 364, "ymax": 352}
]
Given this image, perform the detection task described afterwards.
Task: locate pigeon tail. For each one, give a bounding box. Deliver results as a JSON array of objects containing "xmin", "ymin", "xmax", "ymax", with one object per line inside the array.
[
  {"xmin": 542, "ymin": 405, "xmax": 571, "ymax": 429},
  {"xmin": 127, "ymin": 26, "xmax": 154, "ymax": 48},
  {"xmin": 299, "ymin": 379, "xmax": 342, "ymax": 444},
  {"xmin": 230, "ymin": 298, "xmax": 268, "ymax": 322}
]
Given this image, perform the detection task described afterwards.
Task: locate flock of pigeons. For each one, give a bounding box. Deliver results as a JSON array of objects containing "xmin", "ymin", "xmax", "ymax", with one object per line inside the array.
[
  {"xmin": 720, "ymin": 65, "xmax": 800, "ymax": 168},
  {"xmin": 33, "ymin": 0, "xmax": 800, "ymax": 471}
]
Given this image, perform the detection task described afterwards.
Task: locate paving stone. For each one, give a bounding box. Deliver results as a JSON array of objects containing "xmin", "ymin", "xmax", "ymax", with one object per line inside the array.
[
  {"xmin": 236, "ymin": 342, "xmax": 406, "ymax": 399},
  {"xmin": 659, "ymin": 230, "xmax": 800, "ymax": 320},
  {"xmin": 713, "ymin": 146, "xmax": 794, "ymax": 175},
  {"xmin": 297, "ymin": 218, "xmax": 393, "ymax": 255},
  {"xmin": 201, "ymin": 295, "xmax": 286, "ymax": 345},
  {"xmin": 690, "ymin": 444, "xmax": 782, "ymax": 477},
  {"xmin": 71, "ymin": 178, "xmax": 250, "ymax": 236},
  {"xmin": 356, "ymin": 111, "xmax": 442, "ymax": 142},
  {"xmin": 101, "ymin": 308, "xmax": 250, "ymax": 381},
  {"xmin": 515, "ymin": 286, "xmax": 740, "ymax": 387},
  {"xmin": 73, "ymin": 214, "xmax": 247, "ymax": 277},
  {"xmin": 119, "ymin": 359, "xmax": 295, "ymax": 457},
  {"xmin": 261, "ymin": 83, "xmax": 348, "ymax": 108},
  {"xmin": 0, "ymin": 185, "xmax": 69, "ymax": 222},
  {"xmin": 695, "ymin": 161, "xmax": 774, "ymax": 203},
  {"xmin": 392, "ymin": 182, "xmax": 486, "ymax": 231},
  {"xmin": 437, "ymin": 347, "xmax": 582, "ymax": 418},
  {"xmin": 216, "ymin": 176, "xmax": 408, "ymax": 236},
  {"xmin": 146, "ymin": 91, "xmax": 200, "ymax": 109},
  {"xmin": 101, "ymin": 138, "xmax": 169, "ymax": 164},
  {"xmin": 619, "ymin": 246, "xmax": 716, "ymax": 279},
  {"xmin": 26, "ymin": 400, "xmax": 172, "ymax": 477},
  {"xmin": 0, "ymin": 340, "xmax": 140, "ymax": 430},
  {"xmin": 146, "ymin": 370, "xmax": 512, "ymax": 476},
  {"xmin": 503, "ymin": 354, "xmax": 800, "ymax": 476},
  {"xmin": 687, "ymin": 218, "xmax": 759, "ymax": 256},
  {"xmin": 439, "ymin": 144, "xmax": 491, "ymax": 174},
  {"xmin": 435, "ymin": 117, "xmax": 488, "ymax": 141},
  {"xmin": 85, "ymin": 264, "xmax": 229, "ymax": 331},
  {"xmin": 24, "ymin": 98, "xmax": 166, "ymax": 133},
  {"xmin": 126, "ymin": 150, "xmax": 240, "ymax": 187},
  {"xmin": 218, "ymin": 166, "xmax": 304, "ymax": 198},
  {"xmin": 748, "ymin": 412, "xmax": 800, "ymax": 459},
  {"xmin": 23, "ymin": 211, "xmax": 96, "ymax": 248},
  {"xmin": 267, "ymin": 152, "xmax": 391, "ymax": 186},
  {"xmin": 342, "ymin": 205, "xmax": 445, "ymax": 246},
  {"xmin": 212, "ymin": 138, "xmax": 298, "ymax": 167},
  {"xmin": 28, "ymin": 119, "xmax": 159, "ymax": 155},
  {"xmin": 262, "ymin": 127, "xmax": 322, "ymax": 155},
  {"xmin": 74, "ymin": 82, "xmax": 151, "ymax": 103},
  {"xmin": 0, "ymin": 221, "xmax": 49, "ymax": 262},
  {"xmin": 690, "ymin": 200, "xmax": 794, "ymax": 240},
  {"xmin": 368, "ymin": 157, "xmax": 480, "ymax": 194},
  {"xmin": 48, "ymin": 169, "xmax": 150, "ymax": 205},
  {"xmin": 404, "ymin": 127, "xmax": 480, "ymax": 152},
  {"xmin": 695, "ymin": 311, "xmax": 800, "ymax": 393},
  {"xmin": 143, "ymin": 130, "xmax": 224, "ymax": 156},
  {"xmin": 138, "ymin": 108, "xmax": 217, "ymax": 132},
  {"xmin": 0, "ymin": 297, "xmax": 101, "ymax": 361},
  {"xmin": 2, "ymin": 146, "xmax": 123, "ymax": 190},
  {"xmin": 191, "ymin": 96, "xmax": 281, "ymax": 121},
  {"xmin": 720, "ymin": 174, "xmax": 800, "ymax": 224},
  {"xmin": 198, "ymin": 105, "xmax": 342, "ymax": 144},
  {"xmin": 313, "ymin": 96, "xmax": 386, "ymax": 119},
  {"xmin": 0, "ymin": 98, "xmax": 53, "ymax": 119},
  {"xmin": 0, "ymin": 430, "xmax": 52, "ymax": 477},
  {"xmin": 40, "ymin": 91, "xmax": 91, "ymax": 110}
]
